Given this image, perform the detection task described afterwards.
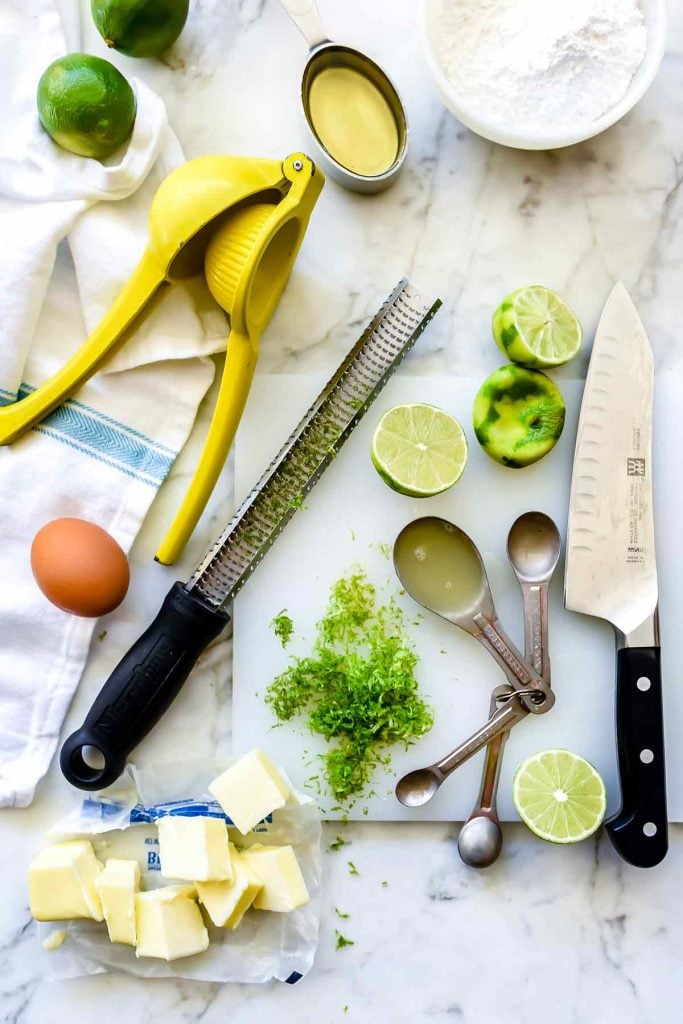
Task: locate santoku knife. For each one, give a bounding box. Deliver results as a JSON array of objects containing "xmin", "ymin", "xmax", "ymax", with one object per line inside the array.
[{"xmin": 565, "ymin": 282, "xmax": 667, "ymax": 867}]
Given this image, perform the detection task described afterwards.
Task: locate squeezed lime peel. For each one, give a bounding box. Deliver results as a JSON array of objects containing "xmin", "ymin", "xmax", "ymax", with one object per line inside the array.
[{"xmin": 265, "ymin": 567, "xmax": 433, "ymax": 803}]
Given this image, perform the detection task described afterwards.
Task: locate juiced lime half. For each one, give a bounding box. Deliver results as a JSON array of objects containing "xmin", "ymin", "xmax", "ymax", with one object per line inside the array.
[
  {"xmin": 513, "ymin": 749, "xmax": 606, "ymax": 844},
  {"xmin": 371, "ymin": 404, "xmax": 468, "ymax": 497},
  {"xmin": 493, "ymin": 286, "xmax": 582, "ymax": 368},
  {"xmin": 473, "ymin": 364, "xmax": 565, "ymax": 469}
]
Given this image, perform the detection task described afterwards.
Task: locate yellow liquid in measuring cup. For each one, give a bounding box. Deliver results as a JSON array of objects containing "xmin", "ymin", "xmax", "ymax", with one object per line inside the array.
[
  {"xmin": 308, "ymin": 66, "xmax": 399, "ymax": 177},
  {"xmin": 396, "ymin": 521, "xmax": 484, "ymax": 617}
]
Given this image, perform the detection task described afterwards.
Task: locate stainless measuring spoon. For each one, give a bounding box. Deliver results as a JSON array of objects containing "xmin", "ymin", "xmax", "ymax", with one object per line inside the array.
[
  {"xmin": 457, "ymin": 512, "xmax": 561, "ymax": 868},
  {"xmin": 394, "ymin": 517, "xmax": 554, "ymax": 808},
  {"xmin": 279, "ymin": 0, "xmax": 408, "ymax": 192}
]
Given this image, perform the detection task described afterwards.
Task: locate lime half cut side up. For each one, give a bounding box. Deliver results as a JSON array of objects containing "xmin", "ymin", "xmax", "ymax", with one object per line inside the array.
[
  {"xmin": 512, "ymin": 749, "xmax": 607, "ymax": 844},
  {"xmin": 493, "ymin": 286, "xmax": 582, "ymax": 368},
  {"xmin": 371, "ymin": 404, "xmax": 468, "ymax": 498}
]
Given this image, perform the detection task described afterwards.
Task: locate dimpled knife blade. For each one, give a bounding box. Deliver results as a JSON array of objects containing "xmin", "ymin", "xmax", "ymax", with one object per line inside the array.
[
  {"xmin": 189, "ymin": 278, "xmax": 441, "ymax": 607},
  {"xmin": 60, "ymin": 279, "xmax": 441, "ymax": 791}
]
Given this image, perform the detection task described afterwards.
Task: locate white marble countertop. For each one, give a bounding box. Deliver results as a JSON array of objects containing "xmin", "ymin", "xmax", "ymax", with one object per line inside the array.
[{"xmin": 2, "ymin": 1, "xmax": 683, "ymax": 1021}]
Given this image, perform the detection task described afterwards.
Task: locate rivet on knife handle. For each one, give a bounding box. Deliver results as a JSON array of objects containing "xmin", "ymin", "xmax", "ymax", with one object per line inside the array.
[{"xmin": 606, "ymin": 643, "xmax": 668, "ymax": 867}]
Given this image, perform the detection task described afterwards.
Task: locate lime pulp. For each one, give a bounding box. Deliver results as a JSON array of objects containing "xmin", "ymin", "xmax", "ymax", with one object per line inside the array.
[
  {"xmin": 512, "ymin": 749, "xmax": 607, "ymax": 844},
  {"xmin": 493, "ymin": 286, "xmax": 582, "ymax": 368},
  {"xmin": 371, "ymin": 404, "xmax": 468, "ymax": 497}
]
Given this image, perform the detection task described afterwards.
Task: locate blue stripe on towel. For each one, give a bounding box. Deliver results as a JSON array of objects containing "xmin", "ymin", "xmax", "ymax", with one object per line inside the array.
[{"xmin": 0, "ymin": 382, "xmax": 174, "ymax": 485}]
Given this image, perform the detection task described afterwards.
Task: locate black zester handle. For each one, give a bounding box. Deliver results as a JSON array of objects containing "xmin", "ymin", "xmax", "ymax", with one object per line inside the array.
[
  {"xmin": 60, "ymin": 583, "xmax": 228, "ymax": 790},
  {"xmin": 606, "ymin": 646, "xmax": 668, "ymax": 867}
]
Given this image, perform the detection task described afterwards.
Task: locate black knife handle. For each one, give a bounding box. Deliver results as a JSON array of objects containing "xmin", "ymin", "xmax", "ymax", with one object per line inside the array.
[
  {"xmin": 606, "ymin": 646, "xmax": 668, "ymax": 867},
  {"xmin": 60, "ymin": 583, "xmax": 229, "ymax": 791}
]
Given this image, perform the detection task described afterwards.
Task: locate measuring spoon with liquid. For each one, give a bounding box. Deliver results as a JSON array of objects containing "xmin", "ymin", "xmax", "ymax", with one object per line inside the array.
[
  {"xmin": 393, "ymin": 516, "xmax": 554, "ymax": 808},
  {"xmin": 457, "ymin": 512, "xmax": 561, "ymax": 867},
  {"xmin": 279, "ymin": 0, "xmax": 408, "ymax": 192}
]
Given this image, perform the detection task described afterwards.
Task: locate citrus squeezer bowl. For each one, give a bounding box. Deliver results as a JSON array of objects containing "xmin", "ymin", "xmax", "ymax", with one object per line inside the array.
[{"xmin": 0, "ymin": 152, "xmax": 324, "ymax": 563}]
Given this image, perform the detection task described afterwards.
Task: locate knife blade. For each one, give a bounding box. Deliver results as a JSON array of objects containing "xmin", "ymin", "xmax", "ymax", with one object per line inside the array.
[
  {"xmin": 565, "ymin": 282, "xmax": 667, "ymax": 867},
  {"xmin": 59, "ymin": 280, "xmax": 441, "ymax": 791}
]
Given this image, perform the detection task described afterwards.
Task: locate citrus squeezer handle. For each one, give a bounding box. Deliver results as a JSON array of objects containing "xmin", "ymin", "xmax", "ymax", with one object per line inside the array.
[
  {"xmin": 60, "ymin": 583, "xmax": 228, "ymax": 790},
  {"xmin": 0, "ymin": 251, "xmax": 164, "ymax": 444},
  {"xmin": 154, "ymin": 330, "xmax": 258, "ymax": 565}
]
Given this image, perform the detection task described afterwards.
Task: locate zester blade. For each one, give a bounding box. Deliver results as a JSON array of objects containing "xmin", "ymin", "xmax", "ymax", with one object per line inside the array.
[
  {"xmin": 188, "ymin": 279, "xmax": 441, "ymax": 608},
  {"xmin": 565, "ymin": 282, "xmax": 658, "ymax": 637}
]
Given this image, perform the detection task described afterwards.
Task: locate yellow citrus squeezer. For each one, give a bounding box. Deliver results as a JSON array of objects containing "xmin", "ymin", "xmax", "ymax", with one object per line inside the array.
[{"xmin": 0, "ymin": 152, "xmax": 323, "ymax": 563}]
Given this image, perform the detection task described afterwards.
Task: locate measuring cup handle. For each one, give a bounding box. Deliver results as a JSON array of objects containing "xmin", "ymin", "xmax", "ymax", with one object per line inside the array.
[{"xmin": 279, "ymin": 0, "xmax": 329, "ymax": 49}]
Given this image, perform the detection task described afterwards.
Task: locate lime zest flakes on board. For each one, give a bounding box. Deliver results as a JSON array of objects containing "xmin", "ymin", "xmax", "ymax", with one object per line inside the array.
[
  {"xmin": 371, "ymin": 404, "xmax": 468, "ymax": 497},
  {"xmin": 492, "ymin": 286, "xmax": 582, "ymax": 369},
  {"xmin": 512, "ymin": 749, "xmax": 607, "ymax": 844},
  {"xmin": 335, "ymin": 930, "xmax": 354, "ymax": 950},
  {"xmin": 265, "ymin": 567, "xmax": 433, "ymax": 804},
  {"xmin": 270, "ymin": 608, "xmax": 294, "ymax": 648}
]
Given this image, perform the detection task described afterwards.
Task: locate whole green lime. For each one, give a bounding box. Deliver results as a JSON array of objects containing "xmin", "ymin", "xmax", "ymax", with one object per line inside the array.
[
  {"xmin": 37, "ymin": 53, "xmax": 136, "ymax": 159},
  {"xmin": 472, "ymin": 364, "xmax": 565, "ymax": 469},
  {"xmin": 92, "ymin": 0, "xmax": 190, "ymax": 58}
]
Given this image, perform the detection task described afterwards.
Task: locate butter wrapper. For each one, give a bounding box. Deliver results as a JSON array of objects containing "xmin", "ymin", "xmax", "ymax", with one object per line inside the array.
[{"xmin": 38, "ymin": 759, "xmax": 321, "ymax": 984}]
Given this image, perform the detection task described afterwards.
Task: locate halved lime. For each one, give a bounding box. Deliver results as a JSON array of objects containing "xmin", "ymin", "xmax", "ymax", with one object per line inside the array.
[
  {"xmin": 371, "ymin": 404, "xmax": 468, "ymax": 497},
  {"xmin": 493, "ymin": 286, "xmax": 582, "ymax": 368},
  {"xmin": 512, "ymin": 749, "xmax": 606, "ymax": 844}
]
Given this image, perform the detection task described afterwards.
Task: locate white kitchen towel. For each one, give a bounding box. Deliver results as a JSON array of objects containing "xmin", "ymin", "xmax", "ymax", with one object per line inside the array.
[{"xmin": 0, "ymin": 0, "xmax": 227, "ymax": 807}]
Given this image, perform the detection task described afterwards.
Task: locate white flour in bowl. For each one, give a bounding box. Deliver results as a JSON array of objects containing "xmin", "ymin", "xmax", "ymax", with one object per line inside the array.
[{"xmin": 434, "ymin": 0, "xmax": 648, "ymax": 135}]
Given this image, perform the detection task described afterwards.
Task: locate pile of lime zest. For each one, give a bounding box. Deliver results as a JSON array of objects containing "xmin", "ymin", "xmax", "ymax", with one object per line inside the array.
[
  {"xmin": 270, "ymin": 608, "xmax": 295, "ymax": 648},
  {"xmin": 265, "ymin": 568, "xmax": 433, "ymax": 803}
]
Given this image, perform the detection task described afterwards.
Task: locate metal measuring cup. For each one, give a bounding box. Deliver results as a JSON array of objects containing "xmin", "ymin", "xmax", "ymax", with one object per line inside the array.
[{"xmin": 279, "ymin": 0, "xmax": 409, "ymax": 193}]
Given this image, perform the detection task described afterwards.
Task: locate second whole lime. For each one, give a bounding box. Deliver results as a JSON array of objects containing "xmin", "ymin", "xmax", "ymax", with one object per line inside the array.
[
  {"xmin": 37, "ymin": 53, "xmax": 136, "ymax": 159},
  {"xmin": 92, "ymin": 0, "xmax": 190, "ymax": 59}
]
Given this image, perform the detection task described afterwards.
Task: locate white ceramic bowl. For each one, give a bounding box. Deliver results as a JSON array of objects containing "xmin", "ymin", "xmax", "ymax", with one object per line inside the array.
[{"xmin": 420, "ymin": 0, "xmax": 668, "ymax": 150}]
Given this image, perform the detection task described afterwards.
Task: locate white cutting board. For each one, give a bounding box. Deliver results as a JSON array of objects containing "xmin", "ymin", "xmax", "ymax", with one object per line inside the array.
[{"xmin": 233, "ymin": 374, "xmax": 682, "ymax": 821}]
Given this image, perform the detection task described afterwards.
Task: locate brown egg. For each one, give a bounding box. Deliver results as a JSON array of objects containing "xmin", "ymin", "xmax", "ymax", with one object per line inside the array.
[{"xmin": 31, "ymin": 518, "xmax": 130, "ymax": 618}]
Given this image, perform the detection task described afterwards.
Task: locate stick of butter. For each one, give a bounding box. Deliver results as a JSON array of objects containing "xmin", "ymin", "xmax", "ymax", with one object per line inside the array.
[
  {"xmin": 158, "ymin": 815, "xmax": 232, "ymax": 882},
  {"xmin": 29, "ymin": 840, "xmax": 103, "ymax": 922},
  {"xmin": 96, "ymin": 859, "xmax": 140, "ymax": 945},
  {"xmin": 195, "ymin": 843, "xmax": 262, "ymax": 929},
  {"xmin": 135, "ymin": 885, "xmax": 209, "ymax": 961},
  {"xmin": 241, "ymin": 844, "xmax": 309, "ymax": 913},
  {"xmin": 208, "ymin": 749, "xmax": 291, "ymax": 835}
]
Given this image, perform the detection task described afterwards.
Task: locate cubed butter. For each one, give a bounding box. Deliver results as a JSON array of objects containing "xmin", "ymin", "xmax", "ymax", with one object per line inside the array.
[
  {"xmin": 29, "ymin": 840, "xmax": 103, "ymax": 922},
  {"xmin": 96, "ymin": 858, "xmax": 140, "ymax": 945},
  {"xmin": 135, "ymin": 885, "xmax": 209, "ymax": 961},
  {"xmin": 208, "ymin": 749, "xmax": 290, "ymax": 835},
  {"xmin": 241, "ymin": 844, "xmax": 309, "ymax": 912},
  {"xmin": 195, "ymin": 843, "xmax": 262, "ymax": 929},
  {"xmin": 157, "ymin": 815, "xmax": 232, "ymax": 882}
]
